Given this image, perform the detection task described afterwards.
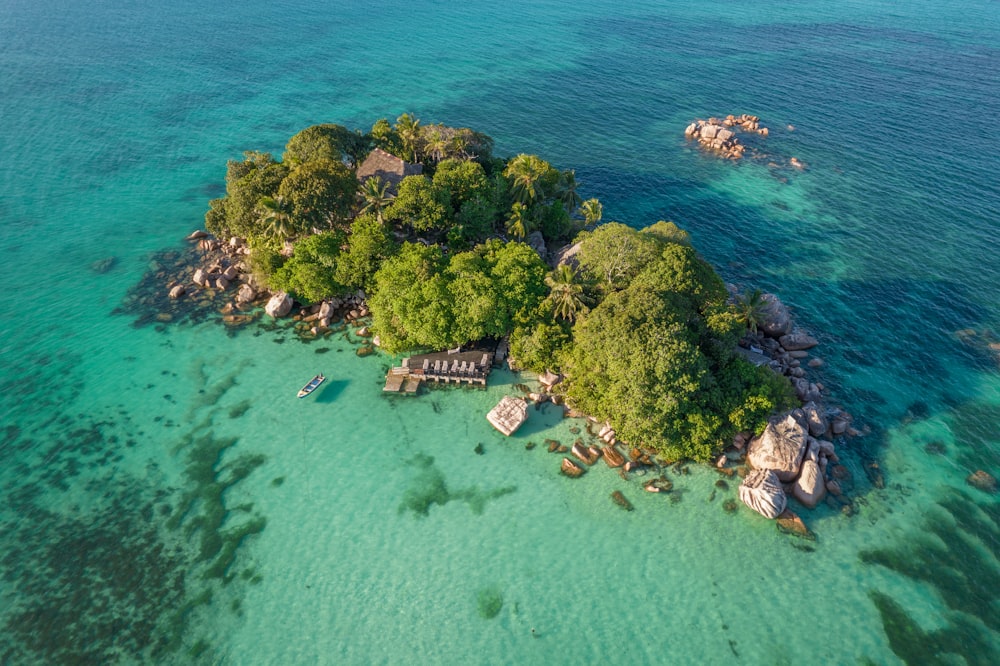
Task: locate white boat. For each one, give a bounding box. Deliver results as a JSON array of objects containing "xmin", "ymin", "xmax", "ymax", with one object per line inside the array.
[{"xmin": 297, "ymin": 374, "xmax": 325, "ymax": 398}]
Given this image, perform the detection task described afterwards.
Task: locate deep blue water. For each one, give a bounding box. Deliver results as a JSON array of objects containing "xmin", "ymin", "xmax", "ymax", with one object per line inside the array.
[{"xmin": 1, "ymin": 0, "xmax": 998, "ymax": 663}]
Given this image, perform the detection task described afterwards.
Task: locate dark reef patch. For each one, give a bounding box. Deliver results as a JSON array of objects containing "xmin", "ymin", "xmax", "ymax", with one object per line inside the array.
[
  {"xmin": 476, "ymin": 586, "xmax": 504, "ymax": 619},
  {"xmin": 859, "ymin": 489, "xmax": 1000, "ymax": 664},
  {"xmin": 398, "ymin": 453, "xmax": 516, "ymax": 517},
  {"xmin": 0, "ymin": 364, "xmax": 267, "ymax": 663}
]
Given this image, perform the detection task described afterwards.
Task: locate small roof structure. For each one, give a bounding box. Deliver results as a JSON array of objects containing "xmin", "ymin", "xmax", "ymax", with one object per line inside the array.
[
  {"xmin": 486, "ymin": 396, "xmax": 528, "ymax": 436},
  {"xmin": 356, "ymin": 148, "xmax": 423, "ymax": 194}
]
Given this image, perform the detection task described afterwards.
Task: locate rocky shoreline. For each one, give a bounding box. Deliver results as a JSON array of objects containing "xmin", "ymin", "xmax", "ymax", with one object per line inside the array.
[{"xmin": 115, "ymin": 231, "xmax": 376, "ymax": 350}]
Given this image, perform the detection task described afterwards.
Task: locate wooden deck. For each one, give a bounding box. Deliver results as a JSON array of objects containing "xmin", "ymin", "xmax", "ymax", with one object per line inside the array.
[{"xmin": 383, "ymin": 349, "xmax": 494, "ymax": 393}]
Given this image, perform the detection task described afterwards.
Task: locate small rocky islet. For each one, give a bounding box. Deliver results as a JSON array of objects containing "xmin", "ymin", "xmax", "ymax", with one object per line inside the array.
[
  {"xmin": 684, "ymin": 113, "xmax": 806, "ymax": 169},
  {"xmin": 120, "ymin": 115, "xmax": 874, "ymax": 536}
]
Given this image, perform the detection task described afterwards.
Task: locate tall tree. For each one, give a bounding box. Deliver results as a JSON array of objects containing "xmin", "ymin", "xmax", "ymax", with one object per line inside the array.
[
  {"xmin": 257, "ymin": 196, "xmax": 297, "ymax": 242},
  {"xmin": 395, "ymin": 113, "xmax": 422, "ymax": 163},
  {"xmin": 504, "ymin": 154, "xmax": 554, "ymax": 206},
  {"xmin": 506, "ymin": 202, "xmax": 529, "ymax": 241},
  {"xmin": 424, "ymin": 130, "xmax": 449, "ymax": 165},
  {"xmin": 278, "ymin": 159, "xmax": 358, "ymax": 231},
  {"xmin": 557, "ymin": 169, "xmax": 582, "ymax": 213},
  {"xmin": 384, "ymin": 175, "xmax": 450, "ymax": 234},
  {"xmin": 335, "ymin": 213, "xmax": 397, "ymax": 291},
  {"xmin": 579, "ymin": 198, "xmax": 603, "ymax": 227},
  {"xmin": 734, "ymin": 288, "xmax": 768, "ymax": 334},
  {"xmin": 358, "ymin": 176, "xmax": 393, "ymax": 222},
  {"xmin": 283, "ymin": 124, "xmax": 367, "ymax": 166},
  {"xmin": 544, "ymin": 264, "xmax": 590, "ymax": 322}
]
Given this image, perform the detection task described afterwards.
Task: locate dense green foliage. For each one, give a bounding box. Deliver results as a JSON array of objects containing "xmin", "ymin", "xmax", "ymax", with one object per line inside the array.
[
  {"xmin": 268, "ymin": 232, "xmax": 344, "ymax": 303},
  {"xmin": 553, "ymin": 227, "xmax": 796, "ymax": 461},
  {"xmin": 335, "ymin": 214, "xmax": 396, "ymax": 293},
  {"xmin": 369, "ymin": 239, "xmax": 547, "ymax": 353},
  {"xmin": 203, "ymin": 118, "xmax": 794, "ymax": 461}
]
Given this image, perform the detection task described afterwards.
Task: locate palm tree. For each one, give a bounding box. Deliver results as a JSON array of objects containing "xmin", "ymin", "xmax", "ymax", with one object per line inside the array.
[
  {"xmin": 425, "ymin": 130, "xmax": 449, "ymax": 165},
  {"xmin": 506, "ymin": 202, "xmax": 529, "ymax": 241},
  {"xmin": 395, "ymin": 113, "xmax": 422, "ymax": 162},
  {"xmin": 257, "ymin": 196, "xmax": 296, "ymax": 242},
  {"xmin": 579, "ymin": 198, "xmax": 603, "ymax": 227},
  {"xmin": 545, "ymin": 264, "xmax": 591, "ymax": 322},
  {"xmin": 557, "ymin": 170, "xmax": 582, "ymax": 213},
  {"xmin": 734, "ymin": 288, "xmax": 768, "ymax": 334},
  {"xmin": 504, "ymin": 154, "xmax": 550, "ymax": 206},
  {"xmin": 358, "ymin": 176, "xmax": 393, "ymax": 222}
]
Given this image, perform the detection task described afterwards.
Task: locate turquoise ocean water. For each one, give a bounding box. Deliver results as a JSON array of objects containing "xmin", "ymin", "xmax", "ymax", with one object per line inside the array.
[{"xmin": 2, "ymin": 0, "xmax": 998, "ymax": 663}]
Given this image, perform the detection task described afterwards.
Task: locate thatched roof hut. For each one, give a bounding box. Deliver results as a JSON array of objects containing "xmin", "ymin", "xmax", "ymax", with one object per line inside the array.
[
  {"xmin": 356, "ymin": 148, "xmax": 423, "ymax": 194},
  {"xmin": 486, "ymin": 396, "xmax": 528, "ymax": 436}
]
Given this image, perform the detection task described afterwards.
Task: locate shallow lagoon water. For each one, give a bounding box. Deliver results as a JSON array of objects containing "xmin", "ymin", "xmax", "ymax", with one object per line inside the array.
[{"xmin": 1, "ymin": 0, "xmax": 998, "ymax": 663}]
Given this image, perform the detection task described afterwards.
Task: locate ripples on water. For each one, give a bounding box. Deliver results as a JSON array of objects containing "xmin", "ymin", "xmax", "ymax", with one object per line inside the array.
[{"xmin": 1, "ymin": 0, "xmax": 998, "ymax": 662}]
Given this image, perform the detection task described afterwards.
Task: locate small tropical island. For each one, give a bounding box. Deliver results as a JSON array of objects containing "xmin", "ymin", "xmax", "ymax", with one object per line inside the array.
[{"xmin": 129, "ymin": 115, "xmax": 864, "ymax": 532}]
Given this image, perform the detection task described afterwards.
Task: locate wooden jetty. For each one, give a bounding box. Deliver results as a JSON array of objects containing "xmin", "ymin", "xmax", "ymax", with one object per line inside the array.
[{"xmin": 384, "ymin": 349, "xmax": 494, "ymax": 393}]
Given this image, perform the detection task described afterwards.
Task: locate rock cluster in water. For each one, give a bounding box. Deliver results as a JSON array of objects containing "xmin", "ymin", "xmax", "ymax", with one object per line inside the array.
[
  {"xmin": 734, "ymin": 291, "xmax": 861, "ymax": 526},
  {"xmin": 684, "ymin": 114, "xmax": 769, "ymax": 159}
]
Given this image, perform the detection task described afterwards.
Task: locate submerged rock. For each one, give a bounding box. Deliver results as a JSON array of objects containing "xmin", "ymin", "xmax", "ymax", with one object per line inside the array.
[
  {"xmin": 738, "ymin": 469, "xmax": 787, "ymax": 519},
  {"xmin": 776, "ymin": 509, "xmax": 814, "ymax": 539},
  {"xmin": 611, "ymin": 490, "xmax": 634, "ymax": 511},
  {"xmin": 966, "ymin": 470, "xmax": 997, "ymax": 494}
]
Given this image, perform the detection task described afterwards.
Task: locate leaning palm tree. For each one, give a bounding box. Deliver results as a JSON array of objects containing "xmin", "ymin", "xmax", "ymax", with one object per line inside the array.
[
  {"xmin": 504, "ymin": 154, "xmax": 550, "ymax": 206},
  {"xmin": 506, "ymin": 202, "xmax": 529, "ymax": 241},
  {"xmin": 734, "ymin": 288, "xmax": 768, "ymax": 334},
  {"xmin": 557, "ymin": 169, "xmax": 582, "ymax": 213},
  {"xmin": 579, "ymin": 198, "xmax": 603, "ymax": 227},
  {"xmin": 257, "ymin": 196, "xmax": 296, "ymax": 242},
  {"xmin": 545, "ymin": 264, "xmax": 591, "ymax": 322},
  {"xmin": 358, "ymin": 176, "xmax": 393, "ymax": 222}
]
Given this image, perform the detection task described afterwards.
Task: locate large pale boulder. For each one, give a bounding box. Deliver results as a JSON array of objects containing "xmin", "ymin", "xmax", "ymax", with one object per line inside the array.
[
  {"xmin": 192, "ymin": 268, "xmax": 208, "ymax": 287},
  {"xmin": 700, "ymin": 124, "xmax": 720, "ymax": 140},
  {"xmin": 684, "ymin": 122, "xmax": 699, "ymax": 136},
  {"xmin": 739, "ymin": 469, "xmax": 787, "ymax": 519},
  {"xmin": 318, "ymin": 300, "xmax": 334, "ymax": 320},
  {"xmin": 793, "ymin": 460, "xmax": 826, "ymax": 508},
  {"xmin": 758, "ymin": 293, "xmax": 792, "ymax": 338},
  {"xmin": 802, "ymin": 402, "xmax": 828, "ymax": 438},
  {"xmin": 779, "ymin": 333, "xmax": 819, "ymax": 351},
  {"xmin": 265, "ymin": 291, "xmax": 293, "ymax": 318},
  {"xmin": 717, "ymin": 128, "xmax": 735, "ymax": 142},
  {"xmin": 748, "ymin": 411, "xmax": 809, "ymax": 481},
  {"xmin": 486, "ymin": 396, "xmax": 528, "ymax": 436}
]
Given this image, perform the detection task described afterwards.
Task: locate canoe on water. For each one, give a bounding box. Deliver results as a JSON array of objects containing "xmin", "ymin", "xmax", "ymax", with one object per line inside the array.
[{"xmin": 297, "ymin": 374, "xmax": 325, "ymax": 398}]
